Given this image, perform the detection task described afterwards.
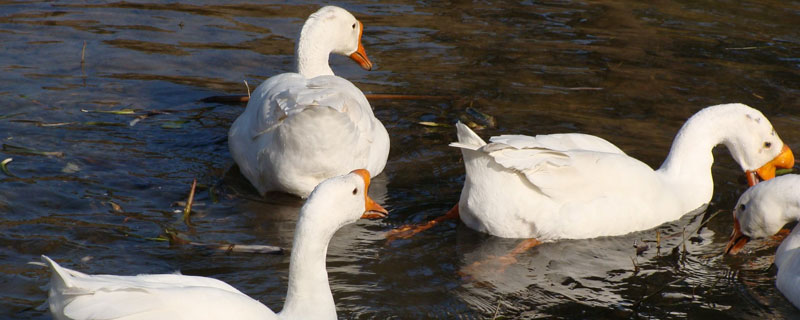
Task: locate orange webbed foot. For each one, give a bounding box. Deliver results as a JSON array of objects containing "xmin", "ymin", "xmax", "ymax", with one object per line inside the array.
[
  {"xmin": 766, "ymin": 227, "xmax": 792, "ymax": 247},
  {"xmin": 457, "ymin": 238, "xmax": 541, "ymax": 281},
  {"xmin": 386, "ymin": 204, "xmax": 459, "ymax": 243},
  {"xmin": 385, "ymin": 222, "xmax": 436, "ymax": 242}
]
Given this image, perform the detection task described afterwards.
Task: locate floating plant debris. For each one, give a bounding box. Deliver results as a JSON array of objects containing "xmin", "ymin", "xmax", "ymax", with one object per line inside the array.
[
  {"xmin": 418, "ymin": 121, "xmax": 450, "ymax": 127},
  {"xmin": 81, "ymin": 108, "xmax": 137, "ymax": 115},
  {"xmin": 1, "ymin": 158, "xmax": 14, "ymax": 177},
  {"xmin": 2, "ymin": 143, "xmax": 63, "ymax": 157}
]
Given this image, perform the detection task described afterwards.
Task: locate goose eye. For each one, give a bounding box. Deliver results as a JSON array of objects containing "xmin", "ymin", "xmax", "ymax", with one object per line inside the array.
[
  {"xmin": 352, "ymin": 23, "xmax": 356, "ymax": 29},
  {"xmin": 739, "ymin": 204, "xmax": 746, "ymax": 211},
  {"xmin": 764, "ymin": 141, "xmax": 772, "ymax": 148},
  {"xmin": 352, "ymin": 188, "xmax": 358, "ymax": 195}
]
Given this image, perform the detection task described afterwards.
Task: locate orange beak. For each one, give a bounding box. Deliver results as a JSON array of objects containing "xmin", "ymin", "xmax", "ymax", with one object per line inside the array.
[
  {"xmin": 348, "ymin": 21, "xmax": 373, "ymax": 71},
  {"xmin": 351, "ymin": 169, "xmax": 388, "ymax": 219},
  {"xmin": 746, "ymin": 144, "xmax": 794, "ymax": 186},
  {"xmin": 724, "ymin": 216, "xmax": 750, "ymax": 255}
]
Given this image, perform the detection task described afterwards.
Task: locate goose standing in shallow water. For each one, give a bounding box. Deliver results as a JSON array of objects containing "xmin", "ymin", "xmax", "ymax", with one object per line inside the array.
[
  {"xmin": 389, "ymin": 104, "xmax": 794, "ymax": 250},
  {"xmin": 228, "ymin": 6, "xmax": 389, "ymax": 198},
  {"xmin": 725, "ymin": 174, "xmax": 800, "ymax": 310},
  {"xmin": 41, "ymin": 169, "xmax": 387, "ymax": 320}
]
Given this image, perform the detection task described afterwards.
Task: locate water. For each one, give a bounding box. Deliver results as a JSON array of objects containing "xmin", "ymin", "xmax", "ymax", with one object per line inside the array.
[{"xmin": 1, "ymin": 0, "xmax": 799, "ymax": 318}]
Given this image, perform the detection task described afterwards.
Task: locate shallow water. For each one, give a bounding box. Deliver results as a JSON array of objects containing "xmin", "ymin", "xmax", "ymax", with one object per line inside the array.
[{"xmin": 1, "ymin": 0, "xmax": 799, "ymax": 318}]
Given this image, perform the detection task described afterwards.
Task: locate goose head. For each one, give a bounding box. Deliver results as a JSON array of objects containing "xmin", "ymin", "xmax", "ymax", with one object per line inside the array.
[
  {"xmin": 302, "ymin": 169, "xmax": 388, "ymax": 227},
  {"xmin": 296, "ymin": 6, "xmax": 373, "ymax": 78},
  {"xmin": 717, "ymin": 104, "xmax": 794, "ymax": 186},
  {"xmin": 725, "ymin": 174, "xmax": 800, "ymax": 254}
]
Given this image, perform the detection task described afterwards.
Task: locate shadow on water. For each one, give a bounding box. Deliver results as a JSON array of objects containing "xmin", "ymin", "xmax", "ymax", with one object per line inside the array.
[{"xmin": 1, "ymin": 0, "xmax": 799, "ymax": 319}]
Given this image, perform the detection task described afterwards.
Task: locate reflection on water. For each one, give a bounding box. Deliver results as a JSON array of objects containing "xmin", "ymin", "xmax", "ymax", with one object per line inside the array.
[{"xmin": 1, "ymin": 0, "xmax": 799, "ymax": 319}]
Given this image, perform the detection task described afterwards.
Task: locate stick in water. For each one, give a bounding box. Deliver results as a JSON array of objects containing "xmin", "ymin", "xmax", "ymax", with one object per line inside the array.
[{"xmin": 183, "ymin": 179, "xmax": 197, "ymax": 225}]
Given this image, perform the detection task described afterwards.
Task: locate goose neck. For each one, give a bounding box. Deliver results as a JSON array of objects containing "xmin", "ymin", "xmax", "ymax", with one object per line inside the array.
[
  {"xmin": 656, "ymin": 109, "xmax": 734, "ymax": 210},
  {"xmin": 280, "ymin": 215, "xmax": 337, "ymax": 319},
  {"xmin": 658, "ymin": 111, "xmax": 725, "ymax": 182},
  {"xmin": 295, "ymin": 22, "xmax": 335, "ymax": 78}
]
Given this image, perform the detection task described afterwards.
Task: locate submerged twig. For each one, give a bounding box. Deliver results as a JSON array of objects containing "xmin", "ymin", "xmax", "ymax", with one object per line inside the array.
[
  {"xmin": 208, "ymin": 184, "xmax": 219, "ymax": 203},
  {"xmin": 418, "ymin": 121, "xmax": 451, "ymax": 127},
  {"xmin": 163, "ymin": 230, "xmax": 283, "ymax": 254},
  {"xmin": 705, "ymin": 272, "xmax": 724, "ymax": 297},
  {"xmin": 566, "ymin": 87, "xmax": 603, "ymax": 91},
  {"xmin": 164, "ymin": 229, "xmax": 191, "ymax": 245},
  {"xmin": 2, "ymin": 143, "xmax": 63, "ymax": 157},
  {"xmin": 84, "ymin": 121, "xmax": 126, "ymax": 127},
  {"xmin": 108, "ymin": 201, "xmax": 123, "ymax": 213},
  {"xmin": 633, "ymin": 239, "xmax": 649, "ymax": 256},
  {"xmin": 39, "ymin": 122, "xmax": 76, "ymax": 127},
  {"xmin": 129, "ymin": 110, "xmax": 172, "ymax": 127},
  {"xmin": 10, "ymin": 119, "xmax": 73, "ymax": 126},
  {"xmin": 491, "ymin": 300, "xmax": 502, "ymax": 320},
  {"xmin": 723, "ymin": 46, "xmax": 769, "ymax": 50},
  {"xmin": 696, "ymin": 209, "xmax": 724, "ymax": 231},
  {"xmin": 465, "ymin": 107, "xmax": 496, "ymax": 128},
  {"xmin": 81, "ymin": 108, "xmax": 178, "ymax": 127},
  {"xmin": 183, "ymin": 179, "xmax": 197, "ymax": 225},
  {"xmin": 81, "ymin": 40, "xmax": 86, "ymax": 64},
  {"xmin": 219, "ymin": 243, "xmax": 284, "ymax": 254},
  {"xmin": 674, "ymin": 209, "xmax": 724, "ymax": 252},
  {"xmin": 81, "ymin": 108, "xmax": 136, "ymax": 115},
  {"xmin": 633, "ymin": 276, "xmax": 688, "ymax": 308},
  {"xmin": 161, "ymin": 120, "xmax": 188, "ymax": 129},
  {"xmin": 656, "ymin": 230, "xmax": 661, "ymax": 249},
  {"xmin": 682, "ymin": 227, "xmax": 687, "ymax": 253},
  {"xmin": 201, "ymin": 95, "xmax": 250, "ymax": 103},
  {"xmin": 0, "ymin": 112, "xmax": 24, "ymax": 120}
]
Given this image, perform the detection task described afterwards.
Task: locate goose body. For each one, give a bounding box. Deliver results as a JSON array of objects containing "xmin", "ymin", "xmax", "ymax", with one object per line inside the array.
[
  {"xmin": 451, "ymin": 103, "xmax": 794, "ymax": 240},
  {"xmin": 43, "ymin": 262, "xmax": 274, "ymax": 320},
  {"xmin": 725, "ymin": 174, "xmax": 800, "ymax": 310},
  {"xmin": 777, "ymin": 227, "xmax": 800, "ymax": 310},
  {"xmin": 42, "ymin": 169, "xmax": 387, "ymax": 320},
  {"xmin": 228, "ymin": 6, "xmax": 389, "ymax": 198}
]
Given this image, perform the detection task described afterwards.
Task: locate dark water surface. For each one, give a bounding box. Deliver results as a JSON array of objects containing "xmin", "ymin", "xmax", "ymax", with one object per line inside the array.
[{"xmin": 2, "ymin": 1, "xmax": 799, "ymax": 318}]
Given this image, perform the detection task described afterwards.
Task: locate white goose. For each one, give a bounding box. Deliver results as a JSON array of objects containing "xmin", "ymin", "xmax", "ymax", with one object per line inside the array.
[
  {"xmin": 725, "ymin": 174, "xmax": 800, "ymax": 310},
  {"xmin": 41, "ymin": 169, "xmax": 388, "ymax": 320},
  {"xmin": 389, "ymin": 103, "xmax": 794, "ymax": 244},
  {"xmin": 228, "ymin": 6, "xmax": 389, "ymax": 198}
]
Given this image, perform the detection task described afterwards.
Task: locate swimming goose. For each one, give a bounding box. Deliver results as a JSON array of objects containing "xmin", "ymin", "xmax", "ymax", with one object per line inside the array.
[
  {"xmin": 228, "ymin": 6, "xmax": 389, "ymax": 198},
  {"xmin": 42, "ymin": 169, "xmax": 388, "ymax": 320},
  {"xmin": 389, "ymin": 103, "xmax": 794, "ymax": 243},
  {"xmin": 725, "ymin": 174, "xmax": 800, "ymax": 310}
]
